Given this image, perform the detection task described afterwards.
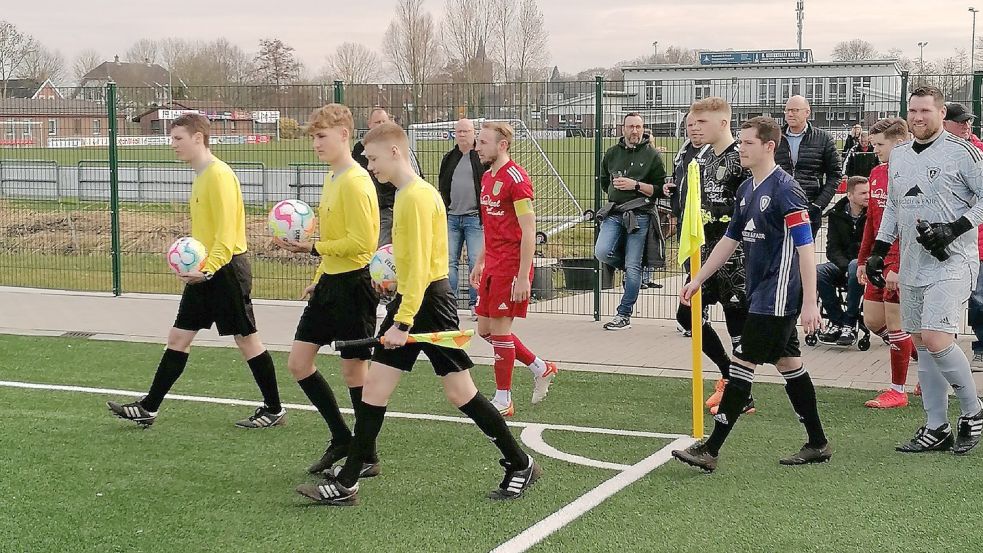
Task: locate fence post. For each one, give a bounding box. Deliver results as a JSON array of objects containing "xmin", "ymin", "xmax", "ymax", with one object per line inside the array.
[
  {"xmin": 107, "ymin": 82, "xmax": 122, "ymax": 296},
  {"xmin": 899, "ymin": 71, "xmax": 909, "ymax": 118},
  {"xmin": 333, "ymin": 80, "xmax": 344, "ymax": 104},
  {"xmin": 973, "ymin": 71, "xmax": 983, "ymax": 138},
  {"xmin": 593, "ymin": 76, "xmax": 604, "ymax": 322}
]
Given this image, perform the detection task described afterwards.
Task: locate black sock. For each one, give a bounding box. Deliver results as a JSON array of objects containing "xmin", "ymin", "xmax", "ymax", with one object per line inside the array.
[
  {"xmin": 701, "ymin": 323, "xmax": 731, "ymax": 377},
  {"xmin": 458, "ymin": 392, "xmax": 527, "ymax": 469},
  {"xmin": 337, "ymin": 402, "xmax": 387, "ymax": 487},
  {"xmin": 782, "ymin": 366, "xmax": 827, "ymax": 448},
  {"xmin": 297, "ymin": 371, "xmax": 351, "ymax": 445},
  {"xmin": 348, "ymin": 386, "xmax": 378, "ymax": 462},
  {"xmin": 704, "ymin": 364, "xmax": 754, "ymax": 456},
  {"xmin": 141, "ymin": 349, "xmax": 189, "ymax": 412},
  {"xmin": 247, "ymin": 351, "xmax": 281, "ymax": 412}
]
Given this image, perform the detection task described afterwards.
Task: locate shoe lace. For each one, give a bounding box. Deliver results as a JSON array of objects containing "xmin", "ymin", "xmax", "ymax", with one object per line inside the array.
[{"xmin": 249, "ymin": 406, "xmax": 267, "ymax": 420}]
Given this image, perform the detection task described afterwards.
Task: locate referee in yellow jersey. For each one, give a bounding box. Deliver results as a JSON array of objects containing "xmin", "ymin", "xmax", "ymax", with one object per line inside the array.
[
  {"xmin": 273, "ymin": 104, "xmax": 381, "ymax": 477},
  {"xmin": 297, "ymin": 122, "xmax": 541, "ymax": 506},
  {"xmin": 108, "ymin": 113, "xmax": 284, "ymax": 429}
]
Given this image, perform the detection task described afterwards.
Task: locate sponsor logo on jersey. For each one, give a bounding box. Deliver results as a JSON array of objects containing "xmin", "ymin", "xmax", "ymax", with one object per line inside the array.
[
  {"xmin": 742, "ymin": 219, "xmax": 766, "ymax": 242},
  {"xmin": 481, "ymin": 194, "xmax": 505, "ymax": 217}
]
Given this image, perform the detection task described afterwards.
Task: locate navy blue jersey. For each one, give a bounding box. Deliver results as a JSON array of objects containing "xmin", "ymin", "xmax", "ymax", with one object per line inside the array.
[{"xmin": 725, "ymin": 166, "xmax": 812, "ymax": 316}]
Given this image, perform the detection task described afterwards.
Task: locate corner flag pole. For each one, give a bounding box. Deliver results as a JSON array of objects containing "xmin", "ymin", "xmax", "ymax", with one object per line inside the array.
[
  {"xmin": 677, "ymin": 159, "xmax": 706, "ymax": 439},
  {"xmin": 690, "ymin": 253, "xmax": 703, "ymax": 439}
]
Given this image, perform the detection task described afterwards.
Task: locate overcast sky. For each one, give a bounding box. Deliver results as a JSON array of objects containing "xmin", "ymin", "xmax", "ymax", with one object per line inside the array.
[{"xmin": 6, "ymin": 0, "xmax": 975, "ymax": 78}]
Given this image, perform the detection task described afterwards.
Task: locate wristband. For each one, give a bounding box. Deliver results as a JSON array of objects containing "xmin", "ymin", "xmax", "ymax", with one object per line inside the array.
[{"xmin": 871, "ymin": 240, "xmax": 891, "ymax": 258}]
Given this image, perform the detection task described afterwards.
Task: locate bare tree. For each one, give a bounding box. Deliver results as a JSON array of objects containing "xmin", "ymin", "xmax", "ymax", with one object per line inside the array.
[
  {"xmin": 383, "ymin": 0, "xmax": 443, "ymax": 85},
  {"xmin": 324, "ymin": 42, "xmax": 381, "ymax": 85},
  {"xmin": 442, "ymin": 0, "xmax": 496, "ymax": 83},
  {"xmin": 512, "ymin": 0, "xmax": 549, "ymax": 81},
  {"xmin": 20, "ymin": 45, "xmax": 65, "ymax": 83},
  {"xmin": 126, "ymin": 38, "xmax": 161, "ymax": 65},
  {"xmin": 831, "ymin": 39, "xmax": 879, "ymax": 62},
  {"xmin": 0, "ymin": 20, "xmax": 36, "ymax": 97},
  {"xmin": 254, "ymin": 38, "xmax": 301, "ymax": 87},
  {"xmin": 72, "ymin": 48, "xmax": 102, "ymax": 85}
]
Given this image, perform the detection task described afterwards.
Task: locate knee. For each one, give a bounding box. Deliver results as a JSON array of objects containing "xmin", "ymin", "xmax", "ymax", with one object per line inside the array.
[
  {"xmin": 287, "ymin": 357, "xmax": 313, "ymax": 380},
  {"xmin": 775, "ymin": 358, "xmax": 802, "ymax": 374},
  {"xmin": 921, "ymin": 333, "xmax": 954, "ymax": 353},
  {"xmin": 675, "ymin": 306, "xmax": 692, "ymax": 330},
  {"xmin": 166, "ymin": 328, "xmax": 194, "ymax": 352}
]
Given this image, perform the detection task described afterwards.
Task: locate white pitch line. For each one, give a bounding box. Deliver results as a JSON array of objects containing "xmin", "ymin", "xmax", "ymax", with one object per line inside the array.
[
  {"xmin": 0, "ymin": 380, "xmax": 687, "ymax": 440},
  {"xmin": 520, "ymin": 425, "xmax": 630, "ymax": 471},
  {"xmin": 490, "ymin": 436, "xmax": 696, "ymax": 553}
]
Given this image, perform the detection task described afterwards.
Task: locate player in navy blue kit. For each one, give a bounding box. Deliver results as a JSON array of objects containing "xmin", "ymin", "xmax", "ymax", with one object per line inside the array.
[{"xmin": 672, "ymin": 117, "xmax": 830, "ymax": 472}]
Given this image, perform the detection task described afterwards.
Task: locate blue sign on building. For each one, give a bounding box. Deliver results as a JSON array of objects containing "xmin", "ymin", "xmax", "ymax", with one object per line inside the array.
[{"xmin": 699, "ymin": 50, "xmax": 813, "ymax": 65}]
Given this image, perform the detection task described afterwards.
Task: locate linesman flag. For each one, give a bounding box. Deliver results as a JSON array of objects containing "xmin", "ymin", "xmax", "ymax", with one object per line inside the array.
[{"xmin": 677, "ymin": 159, "xmax": 706, "ymax": 266}]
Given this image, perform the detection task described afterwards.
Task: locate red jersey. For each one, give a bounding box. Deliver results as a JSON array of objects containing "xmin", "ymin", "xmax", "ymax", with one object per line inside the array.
[
  {"xmin": 480, "ymin": 160, "xmax": 534, "ymax": 277},
  {"xmin": 858, "ymin": 163, "xmax": 900, "ymax": 271}
]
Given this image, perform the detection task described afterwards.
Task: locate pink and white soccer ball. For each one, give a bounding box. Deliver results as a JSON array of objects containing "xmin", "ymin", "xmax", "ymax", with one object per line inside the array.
[
  {"xmin": 166, "ymin": 237, "xmax": 207, "ymax": 275},
  {"xmin": 268, "ymin": 199, "xmax": 316, "ymax": 241},
  {"xmin": 369, "ymin": 244, "xmax": 398, "ymax": 295}
]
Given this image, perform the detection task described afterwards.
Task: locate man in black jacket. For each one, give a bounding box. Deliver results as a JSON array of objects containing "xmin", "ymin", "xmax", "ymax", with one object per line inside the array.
[
  {"xmin": 775, "ymin": 95, "xmax": 843, "ymax": 236},
  {"xmin": 844, "ymin": 131, "xmax": 877, "ymax": 179},
  {"xmin": 816, "ymin": 176, "xmax": 869, "ymax": 346},
  {"xmin": 437, "ymin": 118, "xmax": 485, "ymax": 318},
  {"xmin": 352, "ymin": 107, "xmax": 423, "ymax": 247},
  {"xmin": 594, "ymin": 112, "xmax": 667, "ymax": 330}
]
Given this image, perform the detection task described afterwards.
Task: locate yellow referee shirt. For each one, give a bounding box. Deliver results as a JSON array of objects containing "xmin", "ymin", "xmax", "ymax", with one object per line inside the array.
[
  {"xmin": 312, "ymin": 164, "xmax": 380, "ymax": 281},
  {"xmin": 190, "ymin": 159, "xmax": 247, "ymax": 274},
  {"xmin": 393, "ymin": 177, "xmax": 449, "ymax": 327}
]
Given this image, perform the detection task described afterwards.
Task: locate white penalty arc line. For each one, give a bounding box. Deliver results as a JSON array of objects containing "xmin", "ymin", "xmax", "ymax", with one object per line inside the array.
[
  {"xmin": 0, "ymin": 380, "xmax": 688, "ymax": 440},
  {"xmin": 490, "ymin": 436, "xmax": 696, "ymax": 553}
]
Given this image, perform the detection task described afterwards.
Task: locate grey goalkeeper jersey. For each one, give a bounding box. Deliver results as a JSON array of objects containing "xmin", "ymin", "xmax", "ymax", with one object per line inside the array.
[{"xmin": 876, "ymin": 130, "xmax": 983, "ymax": 286}]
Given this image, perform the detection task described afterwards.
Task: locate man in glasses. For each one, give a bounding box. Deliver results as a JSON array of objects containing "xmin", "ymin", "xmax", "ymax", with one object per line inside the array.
[{"xmin": 776, "ymin": 95, "xmax": 843, "ymax": 237}]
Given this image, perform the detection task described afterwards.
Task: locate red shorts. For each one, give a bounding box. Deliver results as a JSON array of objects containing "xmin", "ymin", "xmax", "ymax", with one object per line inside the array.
[
  {"xmin": 863, "ymin": 283, "xmax": 899, "ymax": 303},
  {"xmin": 475, "ymin": 273, "xmax": 529, "ymax": 319}
]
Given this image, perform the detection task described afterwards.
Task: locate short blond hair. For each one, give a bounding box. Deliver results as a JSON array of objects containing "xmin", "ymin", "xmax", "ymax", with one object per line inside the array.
[
  {"xmin": 307, "ymin": 103, "xmax": 354, "ymax": 136},
  {"xmin": 362, "ymin": 121, "xmax": 409, "ymax": 150},
  {"xmin": 482, "ymin": 121, "xmax": 514, "ymax": 150},
  {"xmin": 690, "ymin": 96, "xmax": 732, "ymax": 119}
]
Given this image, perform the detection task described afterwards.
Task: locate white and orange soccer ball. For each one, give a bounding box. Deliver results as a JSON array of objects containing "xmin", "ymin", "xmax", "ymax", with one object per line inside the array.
[
  {"xmin": 268, "ymin": 199, "xmax": 316, "ymax": 241},
  {"xmin": 166, "ymin": 237, "xmax": 207, "ymax": 275},
  {"xmin": 369, "ymin": 244, "xmax": 398, "ymax": 295}
]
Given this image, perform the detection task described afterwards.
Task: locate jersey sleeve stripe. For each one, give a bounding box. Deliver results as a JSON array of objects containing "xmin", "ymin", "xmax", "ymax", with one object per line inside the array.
[
  {"xmin": 506, "ymin": 166, "xmax": 523, "ymax": 184},
  {"xmin": 945, "ymin": 136, "xmax": 983, "ymax": 162}
]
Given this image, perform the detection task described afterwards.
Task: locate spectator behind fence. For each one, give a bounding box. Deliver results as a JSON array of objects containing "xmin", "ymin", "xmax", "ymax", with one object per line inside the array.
[
  {"xmin": 351, "ymin": 106, "xmax": 423, "ymax": 247},
  {"xmin": 437, "ymin": 118, "xmax": 485, "ymax": 320},
  {"xmin": 944, "ymin": 102, "xmax": 983, "ymax": 370},
  {"xmin": 843, "ymin": 123, "xmax": 863, "ymax": 154},
  {"xmin": 594, "ymin": 112, "xmax": 667, "ymax": 331},
  {"xmin": 776, "ymin": 95, "xmax": 843, "ymax": 237},
  {"xmin": 844, "ymin": 131, "xmax": 877, "ymax": 179},
  {"xmin": 816, "ymin": 176, "xmax": 869, "ymax": 346}
]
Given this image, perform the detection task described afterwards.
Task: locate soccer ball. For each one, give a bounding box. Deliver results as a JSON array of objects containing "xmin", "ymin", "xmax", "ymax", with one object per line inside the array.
[
  {"xmin": 166, "ymin": 237, "xmax": 207, "ymax": 275},
  {"xmin": 268, "ymin": 199, "xmax": 316, "ymax": 241},
  {"xmin": 369, "ymin": 244, "xmax": 398, "ymax": 295}
]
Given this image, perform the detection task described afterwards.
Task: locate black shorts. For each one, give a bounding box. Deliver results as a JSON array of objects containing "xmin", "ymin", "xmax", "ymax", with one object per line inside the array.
[
  {"xmin": 294, "ymin": 267, "xmax": 379, "ymax": 359},
  {"xmin": 174, "ymin": 255, "xmax": 257, "ymax": 337},
  {"xmin": 372, "ymin": 279, "xmax": 474, "ymax": 376},
  {"xmin": 734, "ymin": 313, "xmax": 801, "ymax": 365}
]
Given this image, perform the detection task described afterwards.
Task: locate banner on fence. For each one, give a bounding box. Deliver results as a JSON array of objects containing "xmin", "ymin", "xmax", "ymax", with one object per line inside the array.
[{"xmin": 47, "ymin": 135, "xmax": 272, "ymax": 148}]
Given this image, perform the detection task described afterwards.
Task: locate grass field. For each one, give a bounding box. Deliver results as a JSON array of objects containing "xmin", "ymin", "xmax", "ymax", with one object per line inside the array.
[{"xmin": 2, "ymin": 334, "xmax": 982, "ymax": 552}]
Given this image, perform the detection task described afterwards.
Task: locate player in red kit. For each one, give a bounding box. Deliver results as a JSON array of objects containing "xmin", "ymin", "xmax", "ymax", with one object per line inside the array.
[
  {"xmin": 857, "ymin": 117, "xmax": 917, "ymax": 408},
  {"xmin": 471, "ymin": 121, "xmax": 558, "ymax": 416}
]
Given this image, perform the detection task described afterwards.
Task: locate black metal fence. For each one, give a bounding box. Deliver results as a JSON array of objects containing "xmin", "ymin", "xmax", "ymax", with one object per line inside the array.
[{"xmin": 1, "ymin": 72, "xmax": 978, "ymax": 319}]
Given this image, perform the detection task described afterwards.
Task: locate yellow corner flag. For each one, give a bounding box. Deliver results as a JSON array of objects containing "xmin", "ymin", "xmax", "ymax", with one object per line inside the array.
[
  {"xmin": 678, "ymin": 159, "xmax": 706, "ymax": 439},
  {"xmin": 407, "ymin": 329, "xmax": 476, "ymax": 350}
]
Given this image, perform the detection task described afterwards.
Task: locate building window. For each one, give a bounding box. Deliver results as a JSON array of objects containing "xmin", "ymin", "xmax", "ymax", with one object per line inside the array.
[
  {"xmin": 48, "ymin": 119, "xmax": 57, "ymax": 136},
  {"xmin": 4, "ymin": 121, "xmax": 12, "ymax": 138},
  {"xmin": 837, "ymin": 111, "xmax": 847, "ymax": 121},
  {"xmin": 805, "ymin": 77, "xmax": 825, "ymax": 103},
  {"xmin": 781, "ymin": 78, "xmax": 802, "ymax": 100},
  {"xmin": 644, "ymin": 81, "xmax": 654, "ymax": 106},
  {"xmin": 694, "ymin": 80, "xmax": 711, "ymax": 100},
  {"xmin": 828, "ymin": 77, "xmax": 849, "ymax": 104},
  {"xmin": 93, "ymin": 119, "xmax": 102, "ymax": 135},
  {"xmin": 22, "ymin": 119, "xmax": 32, "ymax": 137},
  {"xmin": 73, "ymin": 118, "xmax": 82, "ymax": 135},
  {"xmin": 855, "ymin": 77, "xmax": 872, "ymax": 102},
  {"xmin": 758, "ymin": 79, "xmax": 778, "ymax": 105}
]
